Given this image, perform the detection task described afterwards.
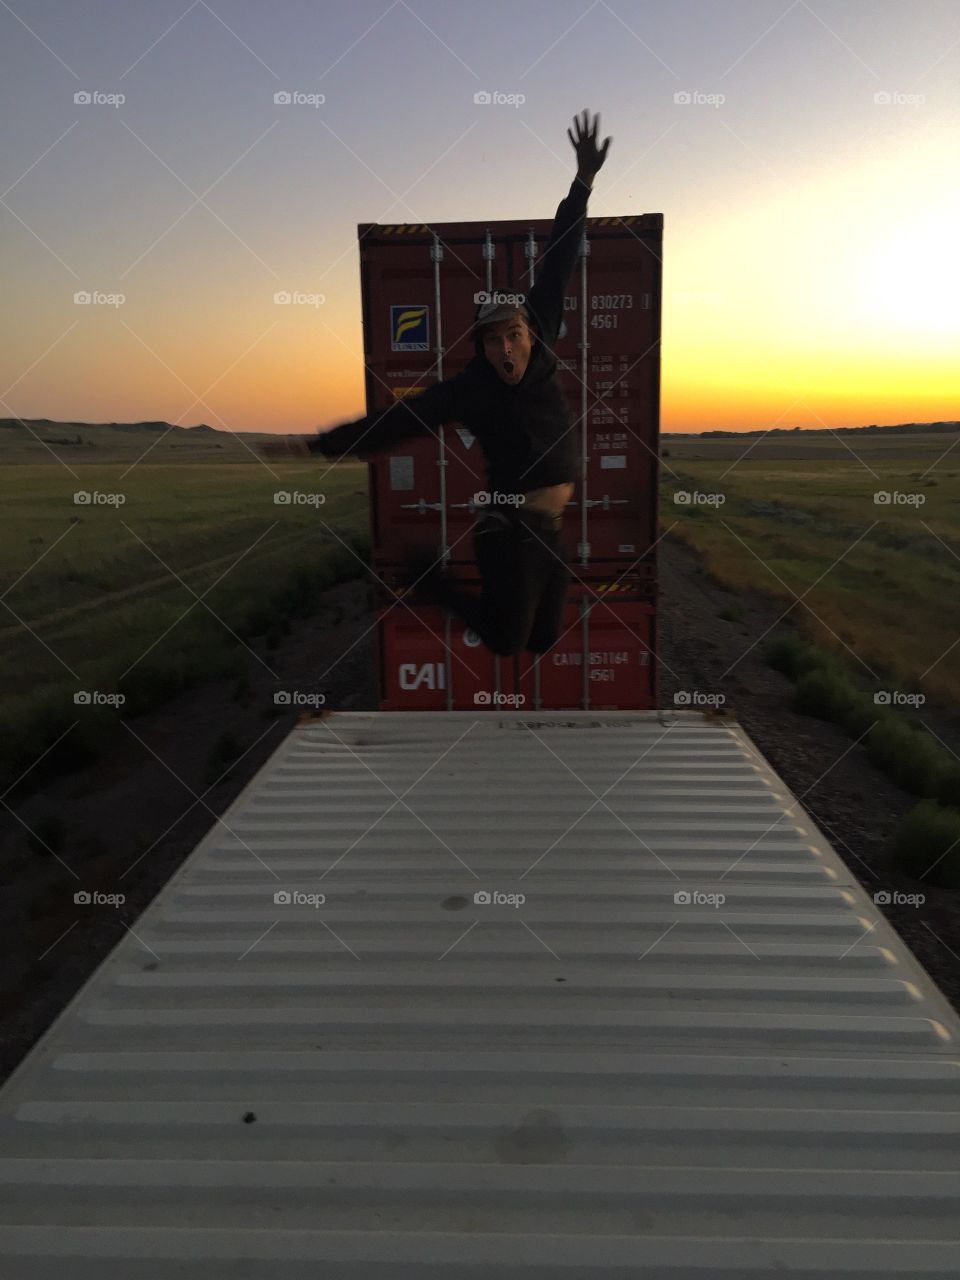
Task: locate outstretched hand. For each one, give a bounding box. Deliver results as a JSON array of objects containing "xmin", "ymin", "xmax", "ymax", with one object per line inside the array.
[{"xmin": 567, "ymin": 108, "xmax": 611, "ymax": 178}]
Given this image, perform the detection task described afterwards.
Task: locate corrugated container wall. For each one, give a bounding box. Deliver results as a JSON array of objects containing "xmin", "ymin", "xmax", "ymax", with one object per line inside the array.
[{"xmin": 353, "ymin": 205, "xmax": 663, "ymax": 713}]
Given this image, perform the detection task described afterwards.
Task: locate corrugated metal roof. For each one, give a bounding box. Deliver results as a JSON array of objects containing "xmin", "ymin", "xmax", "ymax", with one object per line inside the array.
[{"xmin": 1, "ymin": 708, "xmax": 959, "ymax": 1278}]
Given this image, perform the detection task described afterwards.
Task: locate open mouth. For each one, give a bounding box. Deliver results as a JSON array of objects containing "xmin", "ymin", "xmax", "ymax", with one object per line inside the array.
[{"xmin": 503, "ymin": 361, "xmax": 514, "ymax": 374}]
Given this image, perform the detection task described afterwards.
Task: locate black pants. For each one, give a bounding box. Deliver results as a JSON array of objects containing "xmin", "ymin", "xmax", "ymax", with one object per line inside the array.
[{"xmin": 436, "ymin": 506, "xmax": 571, "ymax": 656}]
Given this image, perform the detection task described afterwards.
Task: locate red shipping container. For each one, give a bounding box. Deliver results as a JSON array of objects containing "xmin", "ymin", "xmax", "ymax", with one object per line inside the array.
[
  {"xmin": 356, "ymin": 207, "xmax": 662, "ymax": 571},
  {"xmin": 375, "ymin": 575, "xmax": 656, "ymax": 712}
]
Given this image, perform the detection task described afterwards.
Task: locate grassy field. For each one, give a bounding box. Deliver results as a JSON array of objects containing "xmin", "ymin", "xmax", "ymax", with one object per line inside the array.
[
  {"xmin": 659, "ymin": 432, "xmax": 960, "ymax": 705},
  {"xmin": 2, "ymin": 421, "xmax": 958, "ymax": 790},
  {"xmin": 0, "ymin": 449, "xmax": 369, "ymax": 787}
]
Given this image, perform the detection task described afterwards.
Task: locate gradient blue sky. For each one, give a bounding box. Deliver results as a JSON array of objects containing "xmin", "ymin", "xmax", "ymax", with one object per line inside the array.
[{"xmin": 1, "ymin": 0, "xmax": 958, "ymax": 434}]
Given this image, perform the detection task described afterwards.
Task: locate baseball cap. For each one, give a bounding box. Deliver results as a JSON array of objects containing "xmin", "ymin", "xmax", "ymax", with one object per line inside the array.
[{"xmin": 473, "ymin": 296, "xmax": 530, "ymax": 334}]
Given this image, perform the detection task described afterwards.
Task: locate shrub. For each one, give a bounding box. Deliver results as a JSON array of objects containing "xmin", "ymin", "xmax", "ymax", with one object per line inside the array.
[
  {"xmin": 792, "ymin": 665, "xmax": 859, "ymax": 722},
  {"xmin": 893, "ymin": 800, "xmax": 960, "ymax": 889},
  {"xmin": 864, "ymin": 719, "xmax": 951, "ymax": 799},
  {"xmin": 763, "ymin": 631, "xmax": 822, "ymax": 680}
]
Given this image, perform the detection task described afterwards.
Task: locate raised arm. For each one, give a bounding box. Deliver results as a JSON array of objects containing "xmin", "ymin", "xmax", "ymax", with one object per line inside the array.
[{"xmin": 525, "ymin": 109, "xmax": 612, "ymax": 350}]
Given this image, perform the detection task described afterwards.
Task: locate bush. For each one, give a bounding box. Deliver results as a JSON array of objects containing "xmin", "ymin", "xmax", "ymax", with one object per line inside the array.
[
  {"xmin": 893, "ymin": 800, "xmax": 960, "ymax": 889},
  {"xmin": 792, "ymin": 665, "xmax": 859, "ymax": 723},
  {"xmin": 116, "ymin": 627, "xmax": 243, "ymax": 716},
  {"xmin": 764, "ymin": 628, "xmax": 960, "ymax": 862},
  {"xmin": 0, "ymin": 684, "xmax": 118, "ymax": 792},
  {"xmin": 932, "ymin": 758, "xmax": 960, "ymax": 809},
  {"xmin": 763, "ymin": 631, "xmax": 822, "ymax": 680},
  {"xmin": 833, "ymin": 691, "xmax": 882, "ymax": 739},
  {"xmin": 864, "ymin": 718, "xmax": 950, "ymax": 799},
  {"xmin": 718, "ymin": 602, "xmax": 744, "ymax": 623}
]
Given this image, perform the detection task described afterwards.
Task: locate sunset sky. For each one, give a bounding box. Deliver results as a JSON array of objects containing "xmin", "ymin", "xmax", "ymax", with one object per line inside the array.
[{"xmin": 1, "ymin": 0, "xmax": 958, "ymax": 436}]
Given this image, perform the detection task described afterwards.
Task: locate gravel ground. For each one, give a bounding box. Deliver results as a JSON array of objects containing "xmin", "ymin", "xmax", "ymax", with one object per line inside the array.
[{"xmin": 1, "ymin": 540, "xmax": 957, "ymax": 1085}]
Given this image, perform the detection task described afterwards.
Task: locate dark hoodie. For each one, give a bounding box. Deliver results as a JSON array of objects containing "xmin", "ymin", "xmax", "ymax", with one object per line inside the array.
[{"xmin": 307, "ymin": 175, "xmax": 590, "ymax": 494}]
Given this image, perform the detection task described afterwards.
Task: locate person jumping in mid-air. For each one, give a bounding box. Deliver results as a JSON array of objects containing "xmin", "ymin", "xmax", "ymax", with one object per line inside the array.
[{"xmin": 264, "ymin": 109, "xmax": 611, "ymax": 656}]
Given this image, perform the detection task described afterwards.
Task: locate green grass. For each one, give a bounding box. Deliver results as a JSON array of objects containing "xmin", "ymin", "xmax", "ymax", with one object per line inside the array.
[
  {"xmin": 894, "ymin": 801, "xmax": 960, "ymax": 890},
  {"xmin": 764, "ymin": 628, "xmax": 960, "ymax": 888},
  {"xmin": 660, "ymin": 443, "xmax": 960, "ymax": 703},
  {"xmin": 0, "ymin": 461, "xmax": 369, "ymax": 792}
]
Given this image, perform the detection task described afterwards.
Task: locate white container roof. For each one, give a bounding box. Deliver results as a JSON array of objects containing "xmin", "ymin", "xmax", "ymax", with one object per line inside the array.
[{"xmin": 1, "ymin": 709, "xmax": 958, "ymax": 1277}]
